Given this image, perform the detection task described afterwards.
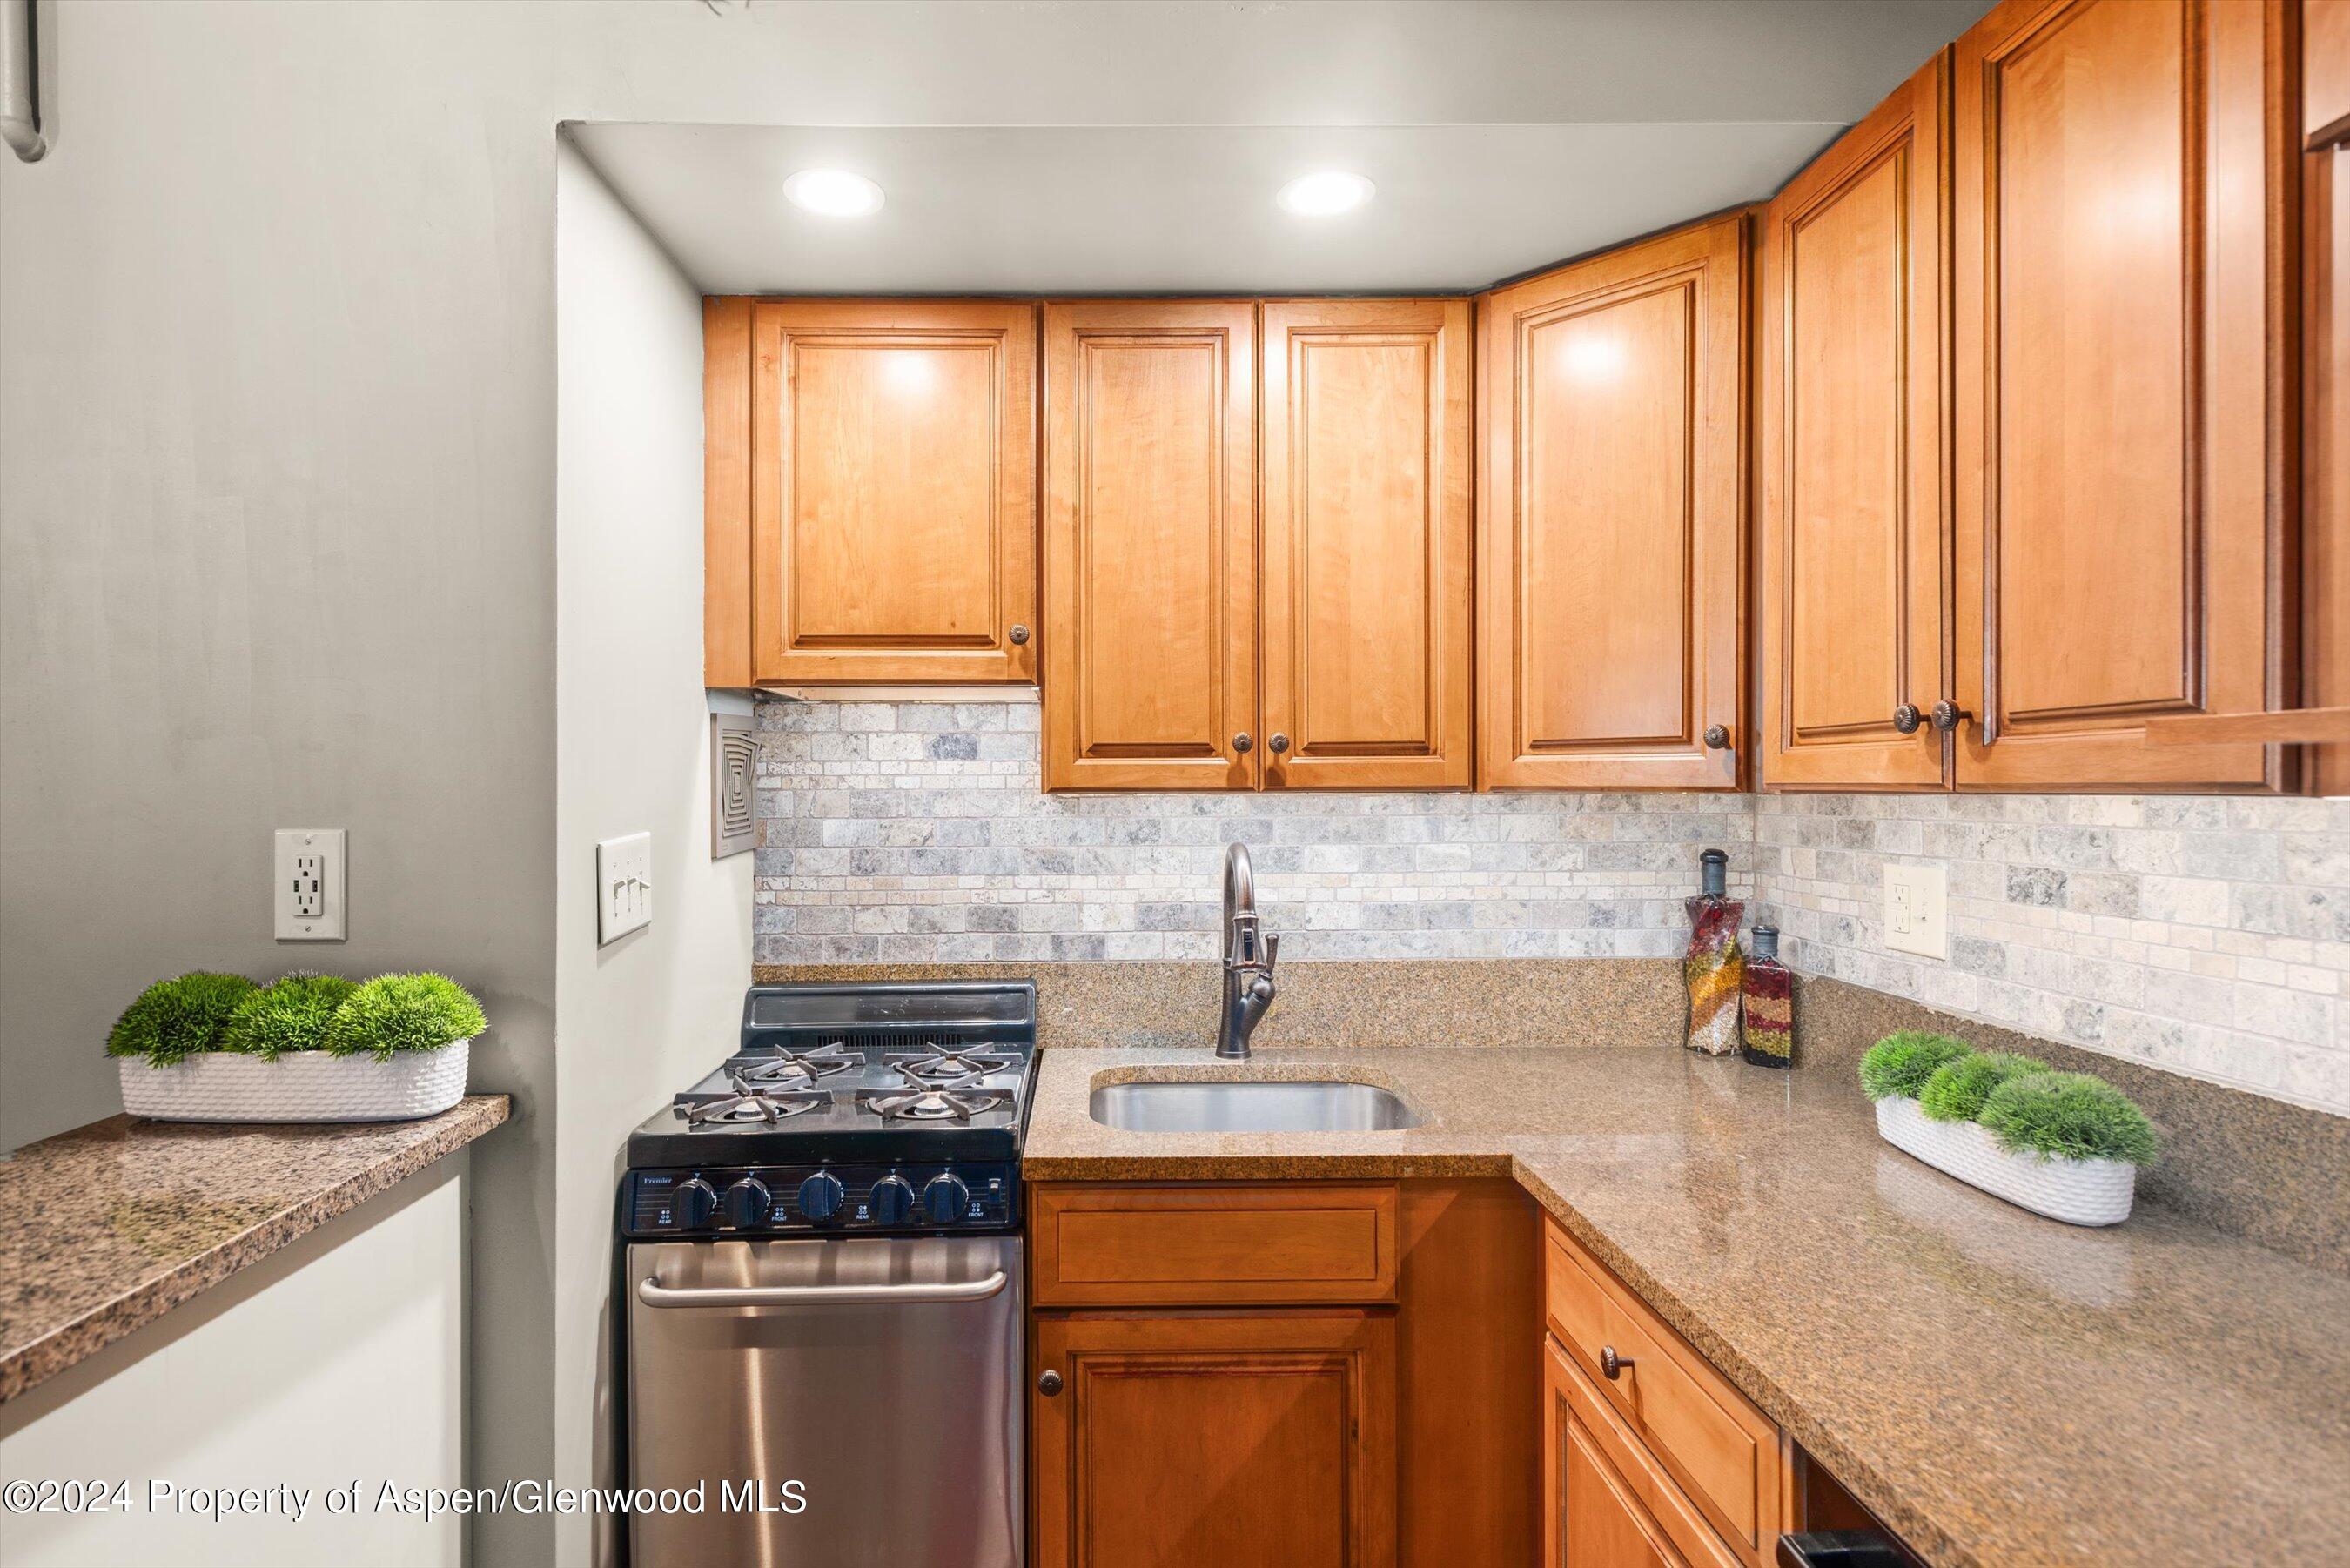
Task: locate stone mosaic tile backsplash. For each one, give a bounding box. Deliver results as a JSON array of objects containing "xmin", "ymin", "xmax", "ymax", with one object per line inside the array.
[
  {"xmin": 754, "ymin": 698, "xmax": 1756, "ymax": 964},
  {"xmin": 1754, "ymin": 794, "xmax": 2350, "ymax": 1116},
  {"xmin": 755, "ymin": 697, "xmax": 2350, "ymax": 1116}
]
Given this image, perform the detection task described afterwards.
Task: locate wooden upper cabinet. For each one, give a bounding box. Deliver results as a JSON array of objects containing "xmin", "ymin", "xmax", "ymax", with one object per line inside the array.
[
  {"xmin": 711, "ymin": 299, "xmax": 1039, "ymax": 685},
  {"xmin": 1260, "ymin": 299, "xmax": 1475, "ymax": 789},
  {"xmin": 1477, "ymin": 216, "xmax": 1748, "ymax": 790},
  {"xmin": 1951, "ymin": 0, "xmax": 2286, "ymax": 789},
  {"xmin": 1031, "ymin": 1310, "xmax": 1398, "ymax": 1568},
  {"xmin": 1042, "ymin": 300, "xmax": 1258, "ymax": 790},
  {"xmin": 1760, "ymin": 57, "xmax": 1952, "ymax": 791}
]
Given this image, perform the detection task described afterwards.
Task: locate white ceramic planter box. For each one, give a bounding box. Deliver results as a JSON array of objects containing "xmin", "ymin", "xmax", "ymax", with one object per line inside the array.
[
  {"xmin": 119, "ymin": 1041, "xmax": 471, "ymax": 1124},
  {"xmin": 1873, "ymin": 1094, "xmax": 2137, "ymax": 1227}
]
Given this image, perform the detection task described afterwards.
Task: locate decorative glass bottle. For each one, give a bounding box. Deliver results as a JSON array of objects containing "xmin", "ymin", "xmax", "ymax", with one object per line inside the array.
[
  {"xmin": 1741, "ymin": 924, "xmax": 1794, "ymax": 1069},
  {"xmin": 1682, "ymin": 848, "xmax": 1743, "ymax": 1056}
]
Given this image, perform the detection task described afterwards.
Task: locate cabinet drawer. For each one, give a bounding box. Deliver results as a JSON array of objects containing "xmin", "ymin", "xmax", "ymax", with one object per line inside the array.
[
  {"xmin": 1031, "ymin": 1183, "xmax": 1398, "ymax": 1306},
  {"xmin": 1544, "ymin": 1221, "xmax": 1782, "ymax": 1564}
]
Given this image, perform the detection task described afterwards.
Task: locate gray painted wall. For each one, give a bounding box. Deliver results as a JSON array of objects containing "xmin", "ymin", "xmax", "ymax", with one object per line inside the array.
[{"xmin": 553, "ymin": 137, "xmax": 754, "ymax": 1567}]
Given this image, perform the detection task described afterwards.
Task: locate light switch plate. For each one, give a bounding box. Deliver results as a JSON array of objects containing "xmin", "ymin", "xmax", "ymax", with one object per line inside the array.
[
  {"xmin": 1883, "ymin": 861, "xmax": 1948, "ymax": 960},
  {"xmin": 598, "ymin": 832, "xmax": 653, "ymax": 945},
  {"xmin": 275, "ymin": 828, "xmax": 346, "ymax": 941}
]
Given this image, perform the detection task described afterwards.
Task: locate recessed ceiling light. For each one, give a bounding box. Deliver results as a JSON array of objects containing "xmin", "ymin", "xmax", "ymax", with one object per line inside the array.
[
  {"xmin": 784, "ymin": 169, "xmax": 885, "ymax": 218},
  {"xmin": 1277, "ymin": 171, "xmax": 1374, "ymax": 217}
]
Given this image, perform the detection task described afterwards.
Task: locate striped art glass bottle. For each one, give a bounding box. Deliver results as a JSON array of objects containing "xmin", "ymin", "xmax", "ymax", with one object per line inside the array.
[
  {"xmin": 1682, "ymin": 848, "xmax": 1743, "ymax": 1056},
  {"xmin": 1740, "ymin": 924, "xmax": 1794, "ymax": 1068}
]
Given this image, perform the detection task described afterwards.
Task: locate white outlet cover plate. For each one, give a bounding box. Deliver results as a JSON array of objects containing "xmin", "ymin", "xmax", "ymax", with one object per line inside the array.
[
  {"xmin": 1883, "ymin": 861, "xmax": 1948, "ymax": 961},
  {"xmin": 598, "ymin": 832, "xmax": 654, "ymax": 945},
  {"xmin": 275, "ymin": 828, "xmax": 347, "ymax": 941}
]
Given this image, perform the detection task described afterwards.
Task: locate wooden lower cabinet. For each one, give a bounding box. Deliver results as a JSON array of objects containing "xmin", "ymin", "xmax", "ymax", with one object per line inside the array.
[
  {"xmin": 1028, "ymin": 1179, "xmax": 1537, "ymax": 1568},
  {"xmin": 1542, "ymin": 1219, "xmax": 1785, "ymax": 1568},
  {"xmin": 1548, "ymin": 1337, "xmax": 1695, "ymax": 1568},
  {"xmin": 1031, "ymin": 1310, "xmax": 1398, "ymax": 1568}
]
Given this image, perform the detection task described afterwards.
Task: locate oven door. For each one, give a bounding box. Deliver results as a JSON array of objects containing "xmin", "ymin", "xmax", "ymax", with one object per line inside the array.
[{"xmin": 627, "ymin": 1235, "xmax": 1022, "ymax": 1568}]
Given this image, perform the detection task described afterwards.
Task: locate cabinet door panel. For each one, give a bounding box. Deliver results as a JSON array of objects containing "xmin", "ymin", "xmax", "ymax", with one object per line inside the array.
[
  {"xmin": 1260, "ymin": 299, "xmax": 1474, "ymax": 789},
  {"xmin": 1032, "ymin": 1311, "xmax": 1397, "ymax": 1568},
  {"xmin": 745, "ymin": 299, "xmax": 1036, "ymax": 684},
  {"xmin": 1546, "ymin": 1337, "xmax": 1687, "ymax": 1568},
  {"xmin": 1043, "ymin": 301, "xmax": 1257, "ymax": 789},
  {"xmin": 1479, "ymin": 217, "xmax": 1747, "ymax": 789},
  {"xmin": 1952, "ymin": 0, "xmax": 2282, "ymax": 788},
  {"xmin": 1761, "ymin": 58, "xmax": 1951, "ymax": 789}
]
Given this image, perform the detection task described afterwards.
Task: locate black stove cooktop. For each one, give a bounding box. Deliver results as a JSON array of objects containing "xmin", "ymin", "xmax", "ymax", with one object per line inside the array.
[{"xmin": 621, "ymin": 981, "xmax": 1037, "ymax": 1236}]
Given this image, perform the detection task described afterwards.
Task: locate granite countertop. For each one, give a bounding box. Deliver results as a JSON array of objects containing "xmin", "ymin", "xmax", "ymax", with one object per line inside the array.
[
  {"xmin": 0, "ymin": 1097, "xmax": 510, "ymax": 1405},
  {"xmin": 1025, "ymin": 1048, "xmax": 2350, "ymax": 1567}
]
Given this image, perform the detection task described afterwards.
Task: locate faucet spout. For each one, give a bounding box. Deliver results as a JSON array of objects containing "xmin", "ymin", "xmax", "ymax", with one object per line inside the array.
[{"xmin": 1216, "ymin": 843, "xmax": 1279, "ymax": 1059}]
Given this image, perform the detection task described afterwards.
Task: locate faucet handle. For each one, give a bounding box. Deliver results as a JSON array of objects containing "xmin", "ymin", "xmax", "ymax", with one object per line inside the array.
[{"xmin": 1262, "ymin": 933, "xmax": 1279, "ymax": 974}]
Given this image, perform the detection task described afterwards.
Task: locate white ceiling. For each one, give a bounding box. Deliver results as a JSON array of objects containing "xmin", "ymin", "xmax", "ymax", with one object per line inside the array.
[{"xmin": 569, "ymin": 1, "xmax": 1993, "ymax": 294}]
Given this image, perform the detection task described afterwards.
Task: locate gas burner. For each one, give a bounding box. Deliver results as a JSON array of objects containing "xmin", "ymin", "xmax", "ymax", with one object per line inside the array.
[
  {"xmin": 885, "ymin": 1047, "xmax": 1019, "ymax": 1087},
  {"xmin": 684, "ymin": 1081, "xmax": 829, "ymax": 1128},
  {"xmin": 857, "ymin": 1085, "xmax": 1013, "ymax": 1123},
  {"xmin": 738, "ymin": 1042, "xmax": 865, "ymax": 1084}
]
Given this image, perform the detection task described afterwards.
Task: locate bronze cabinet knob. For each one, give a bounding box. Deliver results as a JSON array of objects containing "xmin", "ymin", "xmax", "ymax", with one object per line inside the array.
[
  {"xmin": 1600, "ymin": 1345, "xmax": 1635, "ymax": 1381},
  {"xmin": 1268, "ymin": 734, "xmax": 1290, "ymax": 754},
  {"xmin": 1931, "ymin": 700, "xmax": 1971, "ymax": 734},
  {"xmin": 1892, "ymin": 703, "xmax": 1924, "ymax": 734},
  {"xmin": 1702, "ymin": 725, "xmax": 1732, "ymax": 750},
  {"xmin": 1008, "ymin": 624, "xmax": 1030, "ymax": 646},
  {"xmin": 1233, "ymin": 733, "xmax": 1253, "ymax": 754},
  {"xmin": 1037, "ymin": 1370, "xmax": 1064, "ymax": 1397}
]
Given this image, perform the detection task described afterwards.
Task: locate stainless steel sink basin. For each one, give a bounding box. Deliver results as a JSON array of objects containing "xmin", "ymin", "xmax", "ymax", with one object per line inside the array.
[{"xmin": 1088, "ymin": 1080, "xmax": 1421, "ymax": 1134}]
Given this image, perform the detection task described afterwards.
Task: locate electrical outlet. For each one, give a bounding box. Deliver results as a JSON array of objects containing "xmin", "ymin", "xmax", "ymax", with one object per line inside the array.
[
  {"xmin": 275, "ymin": 828, "xmax": 346, "ymax": 941},
  {"xmin": 1883, "ymin": 861, "xmax": 1948, "ymax": 960},
  {"xmin": 597, "ymin": 832, "xmax": 654, "ymax": 945}
]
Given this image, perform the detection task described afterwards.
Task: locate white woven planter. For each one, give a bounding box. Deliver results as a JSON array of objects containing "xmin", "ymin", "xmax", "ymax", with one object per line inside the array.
[
  {"xmin": 119, "ymin": 1041, "xmax": 470, "ymax": 1124},
  {"xmin": 1873, "ymin": 1094, "xmax": 2137, "ymax": 1227}
]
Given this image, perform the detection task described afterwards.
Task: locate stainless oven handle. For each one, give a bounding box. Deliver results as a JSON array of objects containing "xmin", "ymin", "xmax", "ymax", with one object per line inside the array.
[{"xmin": 634, "ymin": 1270, "xmax": 1010, "ymax": 1309}]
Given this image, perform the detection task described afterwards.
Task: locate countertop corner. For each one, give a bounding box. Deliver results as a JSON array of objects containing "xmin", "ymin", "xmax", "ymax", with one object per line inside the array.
[{"xmin": 1, "ymin": 1096, "xmax": 511, "ymax": 1407}]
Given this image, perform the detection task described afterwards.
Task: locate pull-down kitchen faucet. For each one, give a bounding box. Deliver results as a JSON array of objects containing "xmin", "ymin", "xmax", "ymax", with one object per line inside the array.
[{"xmin": 1217, "ymin": 842, "xmax": 1279, "ymax": 1058}]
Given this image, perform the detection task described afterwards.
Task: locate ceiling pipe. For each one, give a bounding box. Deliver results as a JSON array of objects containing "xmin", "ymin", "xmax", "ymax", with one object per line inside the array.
[{"xmin": 1, "ymin": 0, "xmax": 49, "ymax": 163}]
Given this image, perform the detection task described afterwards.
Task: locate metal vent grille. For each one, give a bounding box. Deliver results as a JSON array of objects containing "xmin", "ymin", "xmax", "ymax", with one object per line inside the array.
[{"xmin": 713, "ymin": 712, "xmax": 756, "ymax": 860}]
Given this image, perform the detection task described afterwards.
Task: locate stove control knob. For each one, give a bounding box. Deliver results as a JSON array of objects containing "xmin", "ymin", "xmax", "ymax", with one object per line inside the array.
[
  {"xmin": 922, "ymin": 1173, "xmax": 972, "ymax": 1225},
  {"xmin": 721, "ymin": 1176, "xmax": 772, "ymax": 1230},
  {"xmin": 796, "ymin": 1170, "xmax": 846, "ymax": 1224},
  {"xmin": 675, "ymin": 1176, "xmax": 718, "ymax": 1230},
  {"xmin": 869, "ymin": 1174, "xmax": 916, "ymax": 1227}
]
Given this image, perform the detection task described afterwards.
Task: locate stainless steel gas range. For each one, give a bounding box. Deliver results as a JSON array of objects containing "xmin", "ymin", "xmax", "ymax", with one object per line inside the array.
[{"xmin": 620, "ymin": 981, "xmax": 1037, "ymax": 1568}]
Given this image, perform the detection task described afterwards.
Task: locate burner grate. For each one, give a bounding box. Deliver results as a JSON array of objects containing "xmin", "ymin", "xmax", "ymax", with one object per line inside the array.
[
  {"xmin": 856, "ymin": 1085, "xmax": 1013, "ymax": 1123},
  {"xmin": 735, "ymin": 1042, "xmax": 864, "ymax": 1087},
  {"xmin": 682, "ymin": 1075, "xmax": 829, "ymax": 1128},
  {"xmin": 885, "ymin": 1047, "xmax": 1020, "ymax": 1087}
]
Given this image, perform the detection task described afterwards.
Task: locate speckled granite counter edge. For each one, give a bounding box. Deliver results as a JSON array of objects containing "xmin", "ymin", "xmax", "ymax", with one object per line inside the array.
[{"xmin": 0, "ymin": 1096, "xmax": 510, "ymax": 1405}]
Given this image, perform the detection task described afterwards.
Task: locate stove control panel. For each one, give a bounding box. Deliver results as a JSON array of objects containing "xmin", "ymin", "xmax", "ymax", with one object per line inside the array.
[{"xmin": 625, "ymin": 1163, "xmax": 1018, "ymax": 1237}]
